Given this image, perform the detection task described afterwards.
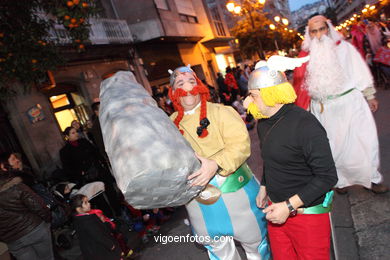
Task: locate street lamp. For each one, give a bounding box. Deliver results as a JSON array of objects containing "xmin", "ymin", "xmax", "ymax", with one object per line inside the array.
[
  {"xmin": 274, "ymin": 16, "xmax": 289, "ymax": 26},
  {"xmin": 272, "ymin": 16, "xmax": 294, "ymax": 51},
  {"xmin": 226, "ymin": 0, "xmax": 267, "ymax": 59},
  {"xmin": 226, "ymin": 2, "xmax": 235, "ymax": 12},
  {"xmin": 234, "ymin": 6, "xmax": 242, "ymax": 14}
]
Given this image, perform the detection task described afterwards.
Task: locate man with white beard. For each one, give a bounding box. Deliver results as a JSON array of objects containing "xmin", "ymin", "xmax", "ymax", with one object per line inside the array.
[{"xmin": 293, "ymin": 15, "xmax": 388, "ymax": 194}]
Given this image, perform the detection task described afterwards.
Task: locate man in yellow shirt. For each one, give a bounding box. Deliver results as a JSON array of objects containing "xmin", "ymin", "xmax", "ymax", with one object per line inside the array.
[{"xmin": 169, "ymin": 66, "xmax": 269, "ymax": 260}]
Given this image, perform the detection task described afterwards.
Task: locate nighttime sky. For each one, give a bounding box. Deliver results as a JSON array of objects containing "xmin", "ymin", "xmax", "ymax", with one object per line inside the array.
[{"xmin": 289, "ymin": 0, "xmax": 321, "ymax": 11}]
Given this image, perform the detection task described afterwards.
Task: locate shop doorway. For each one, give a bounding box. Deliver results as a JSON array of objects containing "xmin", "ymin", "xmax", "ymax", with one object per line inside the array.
[
  {"xmin": 47, "ymin": 85, "xmax": 90, "ymax": 132},
  {"xmin": 191, "ymin": 64, "xmax": 206, "ymax": 81},
  {"xmin": 207, "ymin": 60, "xmax": 217, "ymax": 86}
]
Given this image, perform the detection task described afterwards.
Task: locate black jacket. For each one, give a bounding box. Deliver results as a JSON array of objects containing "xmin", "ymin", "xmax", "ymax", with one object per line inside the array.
[
  {"xmin": 0, "ymin": 174, "xmax": 51, "ymax": 243},
  {"xmin": 73, "ymin": 214, "xmax": 121, "ymax": 260},
  {"xmin": 217, "ymin": 76, "xmax": 228, "ymax": 95},
  {"xmin": 90, "ymin": 117, "xmax": 107, "ymax": 159},
  {"xmin": 10, "ymin": 167, "xmax": 37, "ymax": 188},
  {"xmin": 59, "ymin": 138, "xmax": 105, "ymax": 184},
  {"xmin": 258, "ymin": 104, "xmax": 338, "ymax": 207}
]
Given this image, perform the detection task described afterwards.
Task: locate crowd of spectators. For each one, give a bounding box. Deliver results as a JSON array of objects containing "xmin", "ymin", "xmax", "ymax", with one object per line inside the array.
[
  {"xmin": 0, "ymin": 102, "xmax": 176, "ymax": 260},
  {"xmin": 344, "ymin": 17, "xmax": 390, "ymax": 89}
]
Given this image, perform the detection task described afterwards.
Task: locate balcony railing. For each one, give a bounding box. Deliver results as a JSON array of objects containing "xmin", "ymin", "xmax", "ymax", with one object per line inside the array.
[
  {"xmin": 49, "ymin": 18, "xmax": 133, "ymax": 45},
  {"xmin": 89, "ymin": 18, "xmax": 133, "ymax": 44}
]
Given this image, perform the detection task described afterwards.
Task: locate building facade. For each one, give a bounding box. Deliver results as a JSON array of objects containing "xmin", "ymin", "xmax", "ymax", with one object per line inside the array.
[
  {"xmin": 0, "ymin": 0, "xmax": 235, "ymax": 176},
  {"xmin": 112, "ymin": 0, "xmax": 235, "ymax": 90},
  {"xmin": 265, "ymin": 0, "xmax": 291, "ymax": 20},
  {"xmin": 291, "ymin": 0, "xmax": 328, "ymax": 32},
  {"xmin": 1, "ymin": 1, "xmax": 144, "ymax": 176},
  {"xmin": 332, "ymin": 0, "xmax": 367, "ymax": 23}
]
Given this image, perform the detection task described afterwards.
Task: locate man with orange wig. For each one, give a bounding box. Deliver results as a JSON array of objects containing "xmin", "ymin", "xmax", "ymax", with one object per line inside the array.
[
  {"xmin": 169, "ymin": 66, "xmax": 269, "ymax": 260},
  {"xmin": 244, "ymin": 58, "xmax": 338, "ymax": 259}
]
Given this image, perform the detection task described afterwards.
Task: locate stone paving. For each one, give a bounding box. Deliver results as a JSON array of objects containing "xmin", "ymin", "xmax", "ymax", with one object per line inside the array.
[{"xmin": 332, "ymin": 87, "xmax": 390, "ymax": 260}]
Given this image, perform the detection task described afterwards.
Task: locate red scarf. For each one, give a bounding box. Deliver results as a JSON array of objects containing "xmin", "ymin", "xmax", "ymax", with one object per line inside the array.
[
  {"xmin": 69, "ymin": 140, "xmax": 79, "ymax": 147},
  {"xmin": 88, "ymin": 209, "xmax": 116, "ymax": 229}
]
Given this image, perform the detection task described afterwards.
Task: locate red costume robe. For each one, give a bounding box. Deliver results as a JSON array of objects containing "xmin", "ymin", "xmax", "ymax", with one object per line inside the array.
[{"xmin": 292, "ymin": 50, "xmax": 311, "ymax": 110}]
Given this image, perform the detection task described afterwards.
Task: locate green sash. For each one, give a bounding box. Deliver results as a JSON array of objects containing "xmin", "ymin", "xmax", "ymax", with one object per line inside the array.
[
  {"xmin": 219, "ymin": 163, "xmax": 252, "ymax": 193},
  {"xmin": 327, "ymin": 88, "xmax": 355, "ymax": 100},
  {"xmin": 301, "ymin": 191, "xmax": 334, "ymax": 214}
]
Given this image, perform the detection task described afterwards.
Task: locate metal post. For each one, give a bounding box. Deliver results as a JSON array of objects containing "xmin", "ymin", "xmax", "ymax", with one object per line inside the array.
[{"xmin": 274, "ymin": 31, "xmax": 279, "ymax": 50}]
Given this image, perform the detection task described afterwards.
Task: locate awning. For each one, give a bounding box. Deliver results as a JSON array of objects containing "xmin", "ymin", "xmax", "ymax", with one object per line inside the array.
[
  {"xmin": 214, "ymin": 46, "xmax": 234, "ymax": 55},
  {"xmin": 201, "ymin": 37, "xmax": 234, "ymax": 48},
  {"xmin": 137, "ymin": 36, "xmax": 204, "ymax": 44}
]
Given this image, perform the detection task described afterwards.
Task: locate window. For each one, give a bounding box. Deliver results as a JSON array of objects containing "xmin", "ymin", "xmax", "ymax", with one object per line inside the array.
[
  {"xmin": 50, "ymin": 94, "xmax": 70, "ymax": 109},
  {"xmin": 49, "ymin": 92, "xmax": 89, "ymax": 131},
  {"xmin": 180, "ymin": 14, "xmax": 188, "ymax": 22},
  {"xmin": 174, "ymin": 0, "xmax": 196, "ymax": 16},
  {"xmin": 209, "ymin": 6, "xmax": 226, "ymax": 36},
  {"xmin": 187, "ymin": 15, "xmax": 198, "ymax": 23},
  {"xmin": 179, "ymin": 14, "xmax": 198, "ymax": 23},
  {"xmin": 154, "ymin": 0, "xmax": 169, "ymax": 10}
]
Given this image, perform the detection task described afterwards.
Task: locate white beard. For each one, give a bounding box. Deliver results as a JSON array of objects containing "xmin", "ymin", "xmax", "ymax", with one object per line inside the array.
[{"xmin": 305, "ymin": 35, "xmax": 346, "ymax": 101}]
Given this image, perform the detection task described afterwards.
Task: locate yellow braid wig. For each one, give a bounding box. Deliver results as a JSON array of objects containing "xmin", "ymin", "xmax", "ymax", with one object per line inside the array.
[
  {"xmin": 247, "ymin": 103, "xmax": 269, "ymax": 119},
  {"xmin": 260, "ymin": 82, "xmax": 297, "ymax": 107}
]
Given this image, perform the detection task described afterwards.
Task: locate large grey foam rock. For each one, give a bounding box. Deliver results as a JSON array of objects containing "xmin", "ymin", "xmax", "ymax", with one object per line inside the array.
[{"xmin": 99, "ymin": 71, "xmax": 201, "ymax": 209}]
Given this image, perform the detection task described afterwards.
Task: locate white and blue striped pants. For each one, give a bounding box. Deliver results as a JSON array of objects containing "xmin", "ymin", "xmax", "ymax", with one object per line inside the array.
[{"xmin": 186, "ymin": 176, "xmax": 270, "ymax": 260}]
